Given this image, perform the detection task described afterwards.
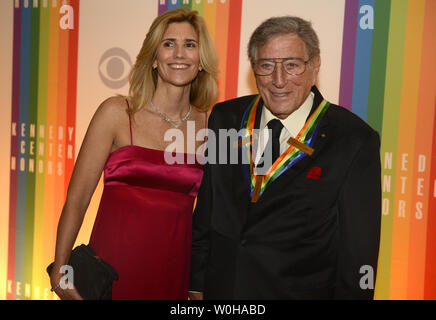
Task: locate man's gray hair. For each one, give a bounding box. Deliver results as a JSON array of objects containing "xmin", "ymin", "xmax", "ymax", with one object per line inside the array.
[{"xmin": 248, "ymin": 16, "xmax": 320, "ymax": 64}]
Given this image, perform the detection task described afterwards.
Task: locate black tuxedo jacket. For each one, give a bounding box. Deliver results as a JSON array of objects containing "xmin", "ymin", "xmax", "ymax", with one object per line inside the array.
[{"xmin": 190, "ymin": 86, "xmax": 381, "ymax": 299}]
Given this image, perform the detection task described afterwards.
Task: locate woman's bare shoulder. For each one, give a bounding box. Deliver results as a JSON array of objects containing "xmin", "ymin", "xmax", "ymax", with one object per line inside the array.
[
  {"xmin": 92, "ymin": 96, "xmax": 129, "ymax": 124},
  {"xmin": 97, "ymin": 96, "xmax": 129, "ymax": 114}
]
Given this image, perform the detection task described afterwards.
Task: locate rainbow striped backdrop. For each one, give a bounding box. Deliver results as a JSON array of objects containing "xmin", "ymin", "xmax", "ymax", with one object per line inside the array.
[
  {"xmin": 7, "ymin": 0, "xmax": 79, "ymax": 300},
  {"xmin": 339, "ymin": 0, "xmax": 436, "ymax": 299}
]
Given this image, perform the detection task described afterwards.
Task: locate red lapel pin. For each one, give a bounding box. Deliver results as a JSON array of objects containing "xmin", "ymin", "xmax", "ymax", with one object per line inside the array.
[{"xmin": 306, "ymin": 167, "xmax": 322, "ymax": 180}]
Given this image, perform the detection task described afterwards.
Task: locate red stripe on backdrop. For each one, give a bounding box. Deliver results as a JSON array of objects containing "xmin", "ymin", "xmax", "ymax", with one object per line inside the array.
[
  {"xmin": 65, "ymin": 0, "xmax": 80, "ymax": 196},
  {"xmin": 422, "ymin": 0, "xmax": 436, "ymax": 300},
  {"xmin": 56, "ymin": 4, "xmax": 70, "ymax": 232},
  {"xmin": 408, "ymin": 0, "xmax": 436, "ymax": 299},
  {"xmin": 424, "ymin": 96, "xmax": 436, "ymax": 299},
  {"xmin": 225, "ymin": 0, "xmax": 242, "ymax": 100}
]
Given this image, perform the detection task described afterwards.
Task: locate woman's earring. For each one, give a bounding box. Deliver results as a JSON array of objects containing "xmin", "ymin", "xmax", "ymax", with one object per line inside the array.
[{"xmin": 199, "ymin": 66, "xmax": 203, "ymax": 72}]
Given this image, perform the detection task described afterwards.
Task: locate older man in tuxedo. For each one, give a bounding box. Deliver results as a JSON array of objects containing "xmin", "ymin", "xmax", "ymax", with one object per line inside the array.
[{"xmin": 189, "ymin": 16, "xmax": 381, "ymax": 300}]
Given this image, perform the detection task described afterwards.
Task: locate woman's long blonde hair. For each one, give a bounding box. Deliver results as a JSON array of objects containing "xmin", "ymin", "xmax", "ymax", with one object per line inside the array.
[{"xmin": 128, "ymin": 8, "xmax": 218, "ymax": 114}]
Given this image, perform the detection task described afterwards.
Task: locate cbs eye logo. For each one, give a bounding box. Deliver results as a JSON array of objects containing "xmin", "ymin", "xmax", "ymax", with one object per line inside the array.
[{"xmin": 98, "ymin": 47, "xmax": 132, "ymax": 89}]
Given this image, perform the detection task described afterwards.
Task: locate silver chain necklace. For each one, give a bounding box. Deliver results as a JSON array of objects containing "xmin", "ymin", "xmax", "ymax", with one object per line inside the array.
[{"xmin": 150, "ymin": 101, "xmax": 192, "ymax": 129}]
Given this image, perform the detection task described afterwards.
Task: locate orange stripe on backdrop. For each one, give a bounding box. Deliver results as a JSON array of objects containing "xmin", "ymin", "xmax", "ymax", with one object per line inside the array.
[
  {"xmin": 53, "ymin": 0, "xmax": 70, "ymax": 291},
  {"xmin": 390, "ymin": 0, "xmax": 426, "ymax": 300},
  {"xmin": 203, "ymin": 0, "xmax": 216, "ymax": 43},
  {"xmin": 65, "ymin": 0, "xmax": 80, "ymax": 199},
  {"xmin": 215, "ymin": 0, "xmax": 229, "ymax": 102},
  {"xmin": 42, "ymin": 2, "xmax": 59, "ymax": 299},
  {"xmin": 407, "ymin": 0, "xmax": 436, "ymax": 300}
]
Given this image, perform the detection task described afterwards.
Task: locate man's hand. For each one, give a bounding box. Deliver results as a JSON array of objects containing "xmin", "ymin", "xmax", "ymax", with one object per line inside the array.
[{"xmin": 188, "ymin": 291, "xmax": 204, "ymax": 300}]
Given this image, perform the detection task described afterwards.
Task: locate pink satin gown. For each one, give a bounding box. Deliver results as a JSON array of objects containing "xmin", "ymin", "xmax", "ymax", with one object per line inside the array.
[{"xmin": 89, "ymin": 103, "xmax": 204, "ymax": 300}]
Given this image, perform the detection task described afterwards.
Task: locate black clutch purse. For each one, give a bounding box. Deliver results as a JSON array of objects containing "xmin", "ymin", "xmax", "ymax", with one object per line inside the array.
[{"xmin": 47, "ymin": 244, "xmax": 119, "ymax": 300}]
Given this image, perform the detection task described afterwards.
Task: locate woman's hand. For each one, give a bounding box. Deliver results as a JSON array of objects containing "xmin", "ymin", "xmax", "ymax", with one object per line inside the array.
[{"xmin": 49, "ymin": 263, "xmax": 84, "ymax": 300}]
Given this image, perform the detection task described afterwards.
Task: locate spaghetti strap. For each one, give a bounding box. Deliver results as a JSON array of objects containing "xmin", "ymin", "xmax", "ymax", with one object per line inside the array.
[
  {"xmin": 126, "ymin": 99, "xmax": 133, "ymax": 146},
  {"xmin": 203, "ymin": 110, "xmax": 209, "ymax": 144},
  {"xmin": 204, "ymin": 110, "xmax": 208, "ymax": 129}
]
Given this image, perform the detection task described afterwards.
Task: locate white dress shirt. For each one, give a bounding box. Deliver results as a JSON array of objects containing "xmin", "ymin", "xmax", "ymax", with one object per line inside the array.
[{"xmin": 254, "ymin": 92, "xmax": 314, "ymax": 166}]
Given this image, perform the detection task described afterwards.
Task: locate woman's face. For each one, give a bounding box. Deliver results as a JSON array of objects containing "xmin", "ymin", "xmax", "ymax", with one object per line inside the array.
[{"xmin": 153, "ymin": 22, "xmax": 201, "ymax": 89}]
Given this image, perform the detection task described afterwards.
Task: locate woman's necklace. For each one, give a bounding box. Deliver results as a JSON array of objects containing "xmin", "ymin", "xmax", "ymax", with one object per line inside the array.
[{"xmin": 150, "ymin": 101, "xmax": 192, "ymax": 129}]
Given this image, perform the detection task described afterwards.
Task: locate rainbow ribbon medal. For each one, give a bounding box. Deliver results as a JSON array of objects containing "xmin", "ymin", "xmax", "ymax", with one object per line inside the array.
[{"xmin": 239, "ymin": 95, "xmax": 330, "ymax": 202}]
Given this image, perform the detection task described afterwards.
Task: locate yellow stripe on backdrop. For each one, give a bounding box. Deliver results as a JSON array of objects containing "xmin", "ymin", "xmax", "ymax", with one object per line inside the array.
[
  {"xmin": 390, "ymin": 0, "xmax": 426, "ymax": 300},
  {"xmin": 203, "ymin": 0, "xmax": 216, "ymax": 45},
  {"xmin": 32, "ymin": 3, "xmax": 50, "ymax": 300},
  {"xmin": 41, "ymin": 2, "xmax": 60, "ymax": 300}
]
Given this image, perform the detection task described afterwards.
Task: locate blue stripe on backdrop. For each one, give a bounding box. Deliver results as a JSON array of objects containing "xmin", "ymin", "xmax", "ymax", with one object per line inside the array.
[
  {"xmin": 15, "ymin": 3, "xmax": 31, "ymax": 300},
  {"xmin": 351, "ymin": 0, "xmax": 374, "ymax": 121},
  {"xmin": 168, "ymin": 0, "xmax": 181, "ymax": 10}
]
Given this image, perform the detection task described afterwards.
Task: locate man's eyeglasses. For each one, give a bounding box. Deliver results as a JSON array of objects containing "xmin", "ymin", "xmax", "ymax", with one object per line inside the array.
[{"xmin": 253, "ymin": 57, "xmax": 310, "ymax": 76}]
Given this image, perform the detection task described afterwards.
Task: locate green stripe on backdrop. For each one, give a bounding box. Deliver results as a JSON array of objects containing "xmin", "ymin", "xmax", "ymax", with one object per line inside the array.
[
  {"xmin": 23, "ymin": 4, "xmax": 40, "ymax": 299},
  {"xmin": 366, "ymin": 0, "xmax": 391, "ymax": 134},
  {"xmin": 374, "ymin": 0, "xmax": 408, "ymax": 300},
  {"xmin": 32, "ymin": 4, "xmax": 49, "ymax": 298},
  {"xmin": 191, "ymin": 0, "xmax": 203, "ymax": 15},
  {"xmin": 181, "ymin": 0, "xmax": 191, "ymax": 9}
]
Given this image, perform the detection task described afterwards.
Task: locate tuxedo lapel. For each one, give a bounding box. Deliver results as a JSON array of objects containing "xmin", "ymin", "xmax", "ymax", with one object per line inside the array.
[
  {"xmin": 234, "ymin": 99, "xmax": 263, "ymax": 228},
  {"xmin": 284, "ymin": 85, "xmax": 331, "ymax": 173},
  {"xmin": 307, "ymin": 86, "xmax": 325, "ymax": 119},
  {"xmin": 231, "ymin": 97, "xmax": 262, "ymax": 227}
]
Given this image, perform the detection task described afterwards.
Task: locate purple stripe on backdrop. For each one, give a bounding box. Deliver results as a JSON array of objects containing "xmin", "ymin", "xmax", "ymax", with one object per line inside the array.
[
  {"xmin": 339, "ymin": 0, "xmax": 359, "ymax": 110},
  {"xmin": 158, "ymin": 0, "xmax": 168, "ymax": 15},
  {"xmin": 7, "ymin": 4, "xmax": 22, "ymax": 300}
]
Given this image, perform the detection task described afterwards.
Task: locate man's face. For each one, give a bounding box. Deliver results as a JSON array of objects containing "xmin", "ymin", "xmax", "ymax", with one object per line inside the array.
[{"xmin": 254, "ymin": 33, "xmax": 320, "ymax": 119}]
